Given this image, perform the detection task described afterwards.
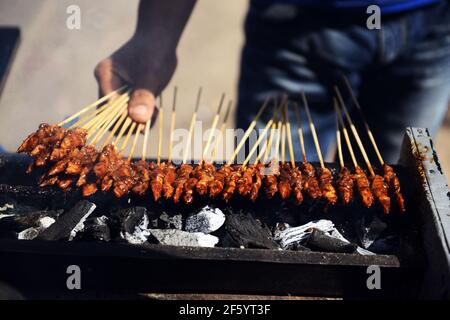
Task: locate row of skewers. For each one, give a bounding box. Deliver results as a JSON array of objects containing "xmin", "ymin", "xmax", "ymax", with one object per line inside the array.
[{"xmin": 17, "ymin": 77, "xmax": 405, "ymax": 213}]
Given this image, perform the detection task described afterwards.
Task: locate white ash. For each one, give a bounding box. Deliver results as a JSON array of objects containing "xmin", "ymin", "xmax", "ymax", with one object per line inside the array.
[
  {"xmin": 185, "ymin": 206, "xmax": 225, "ymax": 234},
  {"xmin": 68, "ymin": 205, "xmax": 96, "ymax": 241},
  {"xmin": 122, "ymin": 213, "xmax": 151, "ymax": 245},
  {"xmin": 18, "ymin": 216, "xmax": 56, "ymax": 240},
  {"xmin": 0, "ymin": 203, "xmax": 14, "ymax": 212},
  {"xmin": 150, "ymin": 229, "xmax": 218, "ymax": 248}
]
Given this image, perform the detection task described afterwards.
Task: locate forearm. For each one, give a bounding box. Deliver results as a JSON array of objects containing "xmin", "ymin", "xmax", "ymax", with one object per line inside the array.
[{"xmin": 134, "ymin": 0, "xmax": 197, "ymax": 57}]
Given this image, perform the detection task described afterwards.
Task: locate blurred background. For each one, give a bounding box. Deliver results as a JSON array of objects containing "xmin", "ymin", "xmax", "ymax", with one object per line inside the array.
[{"xmin": 0, "ymin": 0, "xmax": 449, "ymax": 174}]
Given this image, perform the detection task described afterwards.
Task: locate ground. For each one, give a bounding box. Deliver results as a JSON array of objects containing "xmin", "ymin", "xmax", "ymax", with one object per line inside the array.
[{"xmin": 0, "ymin": 0, "xmax": 449, "ymax": 176}]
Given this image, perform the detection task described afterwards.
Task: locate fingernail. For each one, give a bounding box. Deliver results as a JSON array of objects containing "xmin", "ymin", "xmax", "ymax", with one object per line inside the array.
[{"xmin": 129, "ymin": 105, "xmax": 149, "ymax": 118}]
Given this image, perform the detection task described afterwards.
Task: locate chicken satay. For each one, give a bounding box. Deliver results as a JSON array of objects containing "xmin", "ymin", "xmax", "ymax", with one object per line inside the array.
[
  {"xmin": 184, "ymin": 175, "xmax": 198, "ymax": 204},
  {"xmin": 82, "ymin": 183, "xmax": 98, "ymax": 197},
  {"xmin": 209, "ymin": 164, "xmax": 232, "ymax": 197},
  {"xmin": 336, "ymin": 167, "xmax": 354, "ymax": 205},
  {"xmin": 162, "ymin": 162, "xmax": 177, "ymax": 199},
  {"xmin": 249, "ymin": 163, "xmax": 265, "ymax": 202},
  {"xmin": 317, "ymin": 167, "xmax": 338, "ymax": 206},
  {"xmin": 264, "ymin": 162, "xmax": 279, "ymax": 199},
  {"xmin": 237, "ymin": 165, "xmax": 256, "ymax": 197},
  {"xmin": 278, "ymin": 163, "xmax": 292, "ymax": 200},
  {"xmin": 353, "ymin": 167, "xmax": 374, "ymax": 208},
  {"xmin": 112, "ymin": 160, "xmax": 135, "ymax": 198},
  {"xmin": 132, "ymin": 160, "xmax": 151, "ymax": 196},
  {"xmin": 150, "ymin": 162, "xmax": 165, "ymax": 201},
  {"xmin": 301, "ymin": 162, "xmax": 321, "ymax": 200},
  {"xmin": 383, "ymin": 164, "xmax": 406, "ymax": 213},
  {"xmin": 291, "ymin": 166, "xmax": 304, "ymax": 205},
  {"xmin": 223, "ymin": 165, "xmax": 243, "ymax": 202},
  {"xmin": 173, "ymin": 164, "xmax": 193, "ymax": 203},
  {"xmin": 370, "ymin": 174, "xmax": 391, "ymax": 214},
  {"xmin": 195, "ymin": 163, "xmax": 216, "ymax": 196}
]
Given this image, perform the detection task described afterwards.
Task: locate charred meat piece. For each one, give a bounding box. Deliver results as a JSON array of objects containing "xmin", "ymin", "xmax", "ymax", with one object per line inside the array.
[
  {"xmin": 150, "ymin": 162, "xmax": 165, "ymax": 201},
  {"xmin": 301, "ymin": 162, "xmax": 321, "ymax": 200},
  {"xmin": 250, "ymin": 163, "xmax": 265, "ymax": 202},
  {"xmin": 336, "ymin": 167, "xmax": 354, "ymax": 205},
  {"xmin": 173, "ymin": 164, "xmax": 193, "ymax": 203},
  {"xmin": 383, "ymin": 164, "xmax": 405, "ymax": 213},
  {"xmin": 162, "ymin": 162, "xmax": 177, "ymax": 199},
  {"xmin": 370, "ymin": 174, "xmax": 391, "ymax": 214},
  {"xmin": 223, "ymin": 165, "xmax": 243, "ymax": 202},
  {"xmin": 195, "ymin": 163, "xmax": 216, "ymax": 196},
  {"xmin": 278, "ymin": 163, "xmax": 292, "ymax": 200},
  {"xmin": 237, "ymin": 165, "xmax": 256, "ymax": 197},
  {"xmin": 353, "ymin": 167, "xmax": 374, "ymax": 208},
  {"xmin": 112, "ymin": 160, "xmax": 135, "ymax": 198},
  {"xmin": 132, "ymin": 160, "xmax": 150, "ymax": 196},
  {"xmin": 317, "ymin": 167, "xmax": 338, "ymax": 206},
  {"xmin": 264, "ymin": 162, "xmax": 279, "ymax": 199},
  {"xmin": 209, "ymin": 164, "xmax": 232, "ymax": 197},
  {"xmin": 291, "ymin": 166, "xmax": 304, "ymax": 205}
]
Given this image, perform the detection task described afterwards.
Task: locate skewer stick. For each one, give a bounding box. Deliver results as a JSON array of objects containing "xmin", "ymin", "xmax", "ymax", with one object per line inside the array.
[
  {"xmin": 202, "ymin": 93, "xmax": 225, "ymax": 162},
  {"xmin": 58, "ymin": 85, "xmax": 127, "ymax": 126},
  {"xmin": 72, "ymin": 90, "xmax": 130, "ymax": 129},
  {"xmin": 243, "ymin": 104, "xmax": 281, "ymax": 167},
  {"xmin": 293, "ymin": 102, "xmax": 307, "ymax": 163},
  {"xmin": 226, "ymin": 96, "xmax": 272, "ymax": 165},
  {"xmin": 281, "ymin": 116, "xmax": 286, "ymax": 164},
  {"xmin": 102, "ymin": 110, "xmax": 128, "ymax": 148},
  {"xmin": 301, "ymin": 91, "xmax": 325, "ymax": 169},
  {"xmin": 183, "ymin": 87, "xmax": 202, "ymax": 164},
  {"xmin": 285, "ymin": 102, "xmax": 296, "ymax": 168},
  {"xmin": 157, "ymin": 95, "xmax": 164, "ymax": 165},
  {"xmin": 210, "ymin": 100, "xmax": 232, "ymax": 163},
  {"xmin": 335, "ymin": 100, "xmax": 344, "ymax": 169},
  {"xmin": 128, "ymin": 124, "xmax": 143, "ymax": 161},
  {"xmin": 168, "ymin": 87, "xmax": 177, "ymax": 163},
  {"xmin": 89, "ymin": 99, "xmax": 129, "ymax": 144},
  {"xmin": 85, "ymin": 93, "xmax": 129, "ymax": 136},
  {"xmin": 113, "ymin": 117, "xmax": 132, "ymax": 146},
  {"xmin": 120, "ymin": 121, "xmax": 137, "ymax": 152},
  {"xmin": 141, "ymin": 120, "xmax": 150, "ymax": 161},
  {"xmin": 335, "ymin": 99, "xmax": 358, "ymax": 169},
  {"xmin": 335, "ymin": 86, "xmax": 375, "ymax": 176},
  {"xmin": 342, "ymin": 75, "xmax": 384, "ymax": 166},
  {"xmin": 263, "ymin": 122, "xmax": 276, "ymax": 163},
  {"xmin": 274, "ymin": 115, "xmax": 282, "ymax": 163}
]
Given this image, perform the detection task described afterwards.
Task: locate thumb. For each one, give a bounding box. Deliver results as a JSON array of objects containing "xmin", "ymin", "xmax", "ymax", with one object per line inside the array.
[{"xmin": 128, "ymin": 88, "xmax": 157, "ymax": 124}]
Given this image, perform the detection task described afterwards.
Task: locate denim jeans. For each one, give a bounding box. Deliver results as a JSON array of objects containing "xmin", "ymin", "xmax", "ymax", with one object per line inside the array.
[{"xmin": 237, "ymin": 0, "xmax": 450, "ymax": 164}]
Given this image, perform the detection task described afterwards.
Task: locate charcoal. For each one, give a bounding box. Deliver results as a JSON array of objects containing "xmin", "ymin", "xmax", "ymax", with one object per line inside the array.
[
  {"xmin": 368, "ymin": 235, "xmax": 401, "ymax": 254},
  {"xmin": 38, "ymin": 200, "xmax": 96, "ymax": 241},
  {"xmin": 112, "ymin": 207, "xmax": 150, "ymax": 244},
  {"xmin": 158, "ymin": 212, "xmax": 182, "ymax": 230},
  {"xmin": 149, "ymin": 229, "xmax": 218, "ymax": 247},
  {"xmin": 305, "ymin": 229, "xmax": 357, "ymax": 254},
  {"xmin": 76, "ymin": 216, "xmax": 110, "ymax": 242},
  {"xmin": 274, "ymin": 220, "xmax": 334, "ymax": 250},
  {"xmin": 354, "ymin": 213, "xmax": 387, "ymax": 249},
  {"xmin": 0, "ymin": 209, "xmax": 62, "ymax": 239},
  {"xmin": 224, "ymin": 213, "xmax": 278, "ymax": 249},
  {"xmin": 185, "ymin": 206, "xmax": 225, "ymax": 234},
  {"xmin": 17, "ymin": 216, "xmax": 57, "ymax": 240}
]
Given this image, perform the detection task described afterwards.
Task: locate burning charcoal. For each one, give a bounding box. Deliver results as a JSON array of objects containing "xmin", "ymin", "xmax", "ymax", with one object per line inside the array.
[
  {"xmin": 0, "ymin": 209, "xmax": 62, "ymax": 239},
  {"xmin": 76, "ymin": 216, "xmax": 110, "ymax": 242},
  {"xmin": 17, "ymin": 216, "xmax": 57, "ymax": 240},
  {"xmin": 38, "ymin": 200, "xmax": 96, "ymax": 241},
  {"xmin": 158, "ymin": 212, "xmax": 182, "ymax": 230},
  {"xmin": 149, "ymin": 229, "xmax": 219, "ymax": 247},
  {"xmin": 305, "ymin": 229, "xmax": 357, "ymax": 254},
  {"xmin": 112, "ymin": 207, "xmax": 150, "ymax": 244},
  {"xmin": 354, "ymin": 213, "xmax": 387, "ymax": 249},
  {"xmin": 223, "ymin": 213, "xmax": 278, "ymax": 249},
  {"xmin": 274, "ymin": 220, "xmax": 335, "ymax": 250},
  {"xmin": 185, "ymin": 206, "xmax": 225, "ymax": 234}
]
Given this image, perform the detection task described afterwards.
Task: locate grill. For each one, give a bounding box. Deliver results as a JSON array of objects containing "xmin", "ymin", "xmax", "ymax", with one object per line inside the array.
[{"xmin": 0, "ymin": 127, "xmax": 448, "ymax": 299}]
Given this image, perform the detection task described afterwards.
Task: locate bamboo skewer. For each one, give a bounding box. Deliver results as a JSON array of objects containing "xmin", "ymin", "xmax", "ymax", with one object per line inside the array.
[
  {"xmin": 335, "ymin": 86, "xmax": 375, "ymax": 176},
  {"xmin": 335, "ymin": 102, "xmax": 344, "ymax": 169},
  {"xmin": 58, "ymin": 85, "xmax": 127, "ymax": 127},
  {"xmin": 202, "ymin": 93, "xmax": 225, "ymax": 162},
  {"xmin": 342, "ymin": 75, "xmax": 384, "ymax": 166},
  {"xmin": 263, "ymin": 122, "xmax": 276, "ymax": 163},
  {"xmin": 120, "ymin": 121, "xmax": 137, "ymax": 152},
  {"xmin": 226, "ymin": 96, "xmax": 272, "ymax": 165},
  {"xmin": 293, "ymin": 102, "xmax": 307, "ymax": 163},
  {"xmin": 89, "ymin": 99, "xmax": 129, "ymax": 144},
  {"xmin": 285, "ymin": 103, "xmax": 296, "ymax": 168},
  {"xmin": 334, "ymin": 99, "xmax": 358, "ymax": 169},
  {"xmin": 301, "ymin": 91, "xmax": 325, "ymax": 169},
  {"xmin": 128, "ymin": 124, "xmax": 143, "ymax": 161},
  {"xmin": 168, "ymin": 87, "xmax": 177, "ymax": 163},
  {"xmin": 157, "ymin": 95, "xmax": 164, "ymax": 165},
  {"xmin": 183, "ymin": 87, "xmax": 202, "ymax": 164},
  {"xmin": 210, "ymin": 100, "xmax": 232, "ymax": 163},
  {"xmin": 102, "ymin": 110, "xmax": 128, "ymax": 148},
  {"xmin": 141, "ymin": 120, "xmax": 150, "ymax": 161},
  {"xmin": 281, "ymin": 115, "xmax": 286, "ymax": 164},
  {"xmin": 113, "ymin": 117, "xmax": 132, "ymax": 146}
]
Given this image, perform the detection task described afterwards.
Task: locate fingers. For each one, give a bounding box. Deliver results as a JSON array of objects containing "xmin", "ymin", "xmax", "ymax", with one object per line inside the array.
[
  {"xmin": 128, "ymin": 89, "xmax": 156, "ymax": 124},
  {"xmin": 94, "ymin": 58, "xmax": 124, "ymax": 96}
]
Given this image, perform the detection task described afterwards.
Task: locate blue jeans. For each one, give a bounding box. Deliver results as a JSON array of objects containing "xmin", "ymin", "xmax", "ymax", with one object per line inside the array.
[{"xmin": 237, "ymin": 0, "xmax": 450, "ymax": 164}]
